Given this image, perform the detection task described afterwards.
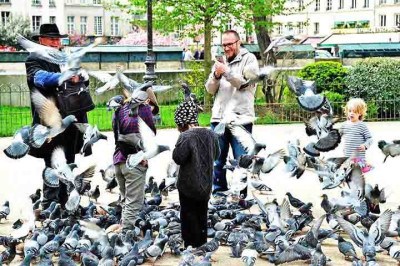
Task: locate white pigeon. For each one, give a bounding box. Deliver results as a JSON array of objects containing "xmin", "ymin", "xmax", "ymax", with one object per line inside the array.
[
  {"xmin": 126, "ymin": 118, "xmax": 170, "ymax": 169},
  {"xmin": 17, "ymin": 34, "xmax": 104, "ymax": 85}
]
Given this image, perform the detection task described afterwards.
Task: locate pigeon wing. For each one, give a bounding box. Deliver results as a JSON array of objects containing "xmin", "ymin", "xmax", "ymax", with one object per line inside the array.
[
  {"xmin": 138, "ymin": 117, "xmax": 158, "ymax": 153},
  {"xmin": 31, "ymin": 90, "xmax": 62, "ymax": 128},
  {"xmin": 230, "ymin": 125, "xmax": 257, "ymax": 155},
  {"xmin": 335, "ymin": 215, "xmax": 366, "ymax": 247},
  {"xmin": 368, "ymin": 209, "xmax": 392, "ymax": 245},
  {"xmin": 51, "ymin": 147, "xmax": 67, "ymax": 170},
  {"xmin": 88, "ymin": 70, "xmax": 114, "ymax": 83}
]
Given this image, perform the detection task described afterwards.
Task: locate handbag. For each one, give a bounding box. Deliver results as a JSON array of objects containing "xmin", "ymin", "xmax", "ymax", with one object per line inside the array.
[{"xmin": 56, "ymin": 80, "xmax": 95, "ymax": 115}]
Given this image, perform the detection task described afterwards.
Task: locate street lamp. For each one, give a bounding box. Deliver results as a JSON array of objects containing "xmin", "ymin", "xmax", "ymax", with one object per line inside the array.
[{"xmin": 143, "ymin": 0, "xmax": 156, "ymax": 82}]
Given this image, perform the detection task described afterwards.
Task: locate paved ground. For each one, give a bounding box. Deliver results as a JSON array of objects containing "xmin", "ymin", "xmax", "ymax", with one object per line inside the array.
[{"xmin": 1, "ymin": 121, "xmax": 400, "ymax": 265}]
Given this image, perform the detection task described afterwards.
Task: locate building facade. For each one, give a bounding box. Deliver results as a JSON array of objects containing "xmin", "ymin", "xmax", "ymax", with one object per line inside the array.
[
  {"xmin": 273, "ymin": 0, "xmax": 400, "ymax": 37},
  {"xmin": 0, "ymin": 0, "xmax": 133, "ymax": 38}
]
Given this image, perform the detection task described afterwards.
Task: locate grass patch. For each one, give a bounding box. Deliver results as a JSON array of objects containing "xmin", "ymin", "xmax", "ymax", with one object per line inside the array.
[
  {"xmin": 0, "ymin": 105, "xmax": 213, "ymax": 137},
  {"xmin": 0, "ymin": 104, "xmax": 299, "ymax": 137}
]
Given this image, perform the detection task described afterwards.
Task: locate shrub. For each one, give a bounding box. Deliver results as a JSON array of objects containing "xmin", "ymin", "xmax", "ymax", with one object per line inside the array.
[
  {"xmin": 297, "ymin": 61, "xmax": 348, "ymax": 94},
  {"xmin": 178, "ymin": 61, "xmax": 206, "ymax": 104},
  {"xmin": 344, "ymin": 58, "xmax": 400, "ymax": 116}
]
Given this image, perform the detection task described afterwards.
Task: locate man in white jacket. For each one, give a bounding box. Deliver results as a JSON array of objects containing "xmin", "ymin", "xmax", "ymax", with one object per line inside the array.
[{"xmin": 205, "ymin": 30, "xmax": 259, "ymax": 198}]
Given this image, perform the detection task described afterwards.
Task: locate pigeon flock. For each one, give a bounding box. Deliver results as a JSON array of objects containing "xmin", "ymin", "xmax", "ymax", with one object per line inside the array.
[{"xmin": 1, "ymin": 36, "xmax": 400, "ymax": 266}]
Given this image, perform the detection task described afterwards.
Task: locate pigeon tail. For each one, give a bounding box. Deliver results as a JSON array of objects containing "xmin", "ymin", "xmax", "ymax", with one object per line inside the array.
[
  {"xmin": 3, "ymin": 142, "xmax": 30, "ymax": 159},
  {"xmin": 126, "ymin": 151, "xmax": 145, "ymax": 169},
  {"xmin": 42, "ymin": 167, "xmax": 60, "ymax": 188},
  {"xmin": 30, "ymin": 124, "xmax": 49, "ymax": 148}
]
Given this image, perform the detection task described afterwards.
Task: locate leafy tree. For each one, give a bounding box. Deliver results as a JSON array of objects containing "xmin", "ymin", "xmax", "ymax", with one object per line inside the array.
[
  {"xmin": 298, "ymin": 61, "xmax": 348, "ymax": 94},
  {"xmin": 115, "ymin": 0, "xmax": 243, "ymax": 104},
  {"xmin": 0, "ymin": 16, "xmax": 32, "ymax": 48}
]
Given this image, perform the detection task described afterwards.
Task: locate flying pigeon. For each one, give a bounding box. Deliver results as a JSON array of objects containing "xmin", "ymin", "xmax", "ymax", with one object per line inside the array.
[
  {"xmin": 30, "ymin": 90, "xmax": 77, "ymax": 148},
  {"xmin": 287, "ymin": 76, "xmax": 326, "ymax": 112},
  {"xmin": 126, "ymin": 117, "xmax": 170, "ymax": 169},
  {"xmin": 3, "ymin": 125, "xmax": 32, "ymax": 159}
]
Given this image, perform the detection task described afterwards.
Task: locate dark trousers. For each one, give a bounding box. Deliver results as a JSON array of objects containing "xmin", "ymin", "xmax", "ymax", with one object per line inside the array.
[{"xmin": 179, "ymin": 191, "xmax": 208, "ymax": 248}]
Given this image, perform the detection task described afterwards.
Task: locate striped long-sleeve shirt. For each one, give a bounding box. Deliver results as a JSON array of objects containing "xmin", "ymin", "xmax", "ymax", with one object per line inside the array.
[{"xmin": 340, "ymin": 121, "xmax": 373, "ymax": 159}]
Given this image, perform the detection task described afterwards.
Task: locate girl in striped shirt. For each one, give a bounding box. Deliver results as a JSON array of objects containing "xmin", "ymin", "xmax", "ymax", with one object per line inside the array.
[{"xmin": 340, "ymin": 98, "xmax": 373, "ymax": 173}]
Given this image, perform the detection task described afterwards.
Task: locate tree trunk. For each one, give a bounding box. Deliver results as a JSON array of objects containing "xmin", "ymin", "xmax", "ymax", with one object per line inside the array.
[
  {"xmin": 253, "ymin": 15, "xmax": 276, "ymax": 103},
  {"xmin": 203, "ymin": 16, "xmax": 213, "ymax": 107}
]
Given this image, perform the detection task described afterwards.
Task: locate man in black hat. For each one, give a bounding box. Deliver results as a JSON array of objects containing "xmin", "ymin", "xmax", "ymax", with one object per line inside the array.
[{"xmin": 25, "ymin": 23, "xmax": 91, "ymax": 209}]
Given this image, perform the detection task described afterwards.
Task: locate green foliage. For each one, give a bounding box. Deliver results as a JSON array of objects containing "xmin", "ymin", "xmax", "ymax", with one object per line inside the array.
[
  {"xmin": 365, "ymin": 100, "xmax": 378, "ymax": 120},
  {"xmin": 178, "ymin": 61, "xmax": 206, "ymax": 104},
  {"xmin": 344, "ymin": 58, "xmax": 400, "ymax": 116},
  {"xmin": 298, "ymin": 61, "xmax": 348, "ymax": 94},
  {"xmin": 0, "ymin": 16, "xmax": 32, "ymax": 47}
]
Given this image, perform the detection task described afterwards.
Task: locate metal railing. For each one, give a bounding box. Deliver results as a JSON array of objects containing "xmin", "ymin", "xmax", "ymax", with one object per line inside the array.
[{"xmin": 1, "ymin": 84, "xmax": 400, "ymax": 137}]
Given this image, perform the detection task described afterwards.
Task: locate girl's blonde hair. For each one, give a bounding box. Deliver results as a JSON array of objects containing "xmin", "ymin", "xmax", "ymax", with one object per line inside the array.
[{"xmin": 345, "ymin": 98, "xmax": 367, "ymax": 120}]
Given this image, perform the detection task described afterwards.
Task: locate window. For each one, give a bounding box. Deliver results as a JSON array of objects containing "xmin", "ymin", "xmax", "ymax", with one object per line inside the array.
[
  {"xmin": 226, "ymin": 21, "xmax": 232, "ymax": 30},
  {"xmin": 81, "ymin": 0, "xmax": 87, "ymax": 3},
  {"xmin": 67, "ymin": 16, "xmax": 75, "ymax": 34},
  {"xmin": 379, "ymin": 0, "xmax": 386, "ymax": 4},
  {"xmin": 94, "ymin": 16, "xmax": 103, "ymax": 35},
  {"xmin": 315, "ymin": 0, "xmax": 320, "ymax": 11},
  {"xmin": 80, "ymin": 16, "xmax": 87, "ymax": 35},
  {"xmin": 0, "ymin": 0, "xmax": 10, "ymax": 3},
  {"xmin": 277, "ymin": 24, "xmax": 283, "ymax": 35},
  {"xmin": 339, "ymin": 0, "xmax": 344, "ymax": 9},
  {"xmin": 93, "ymin": 0, "xmax": 101, "ymax": 4},
  {"xmin": 1, "ymin": 11, "xmax": 10, "ymax": 25},
  {"xmin": 32, "ymin": 0, "xmax": 41, "ymax": 6},
  {"xmin": 299, "ymin": 0, "xmax": 304, "ymax": 10},
  {"xmin": 379, "ymin": 15, "xmax": 386, "ymax": 27},
  {"xmin": 351, "ymin": 0, "xmax": 356, "ymax": 8},
  {"xmin": 326, "ymin": 0, "xmax": 332, "ymax": 10},
  {"xmin": 395, "ymin": 14, "xmax": 400, "ymax": 27},
  {"xmin": 286, "ymin": 23, "xmax": 294, "ymax": 34},
  {"xmin": 314, "ymin": 22, "xmax": 319, "ymax": 34},
  {"xmin": 364, "ymin": 0, "xmax": 369, "ymax": 7},
  {"xmin": 111, "ymin": 16, "xmax": 119, "ymax": 36},
  {"xmin": 49, "ymin": 0, "xmax": 55, "ymax": 7},
  {"xmin": 49, "ymin": 16, "xmax": 56, "ymax": 24},
  {"xmin": 32, "ymin": 16, "xmax": 41, "ymax": 32},
  {"xmin": 298, "ymin": 22, "xmax": 304, "ymax": 34}
]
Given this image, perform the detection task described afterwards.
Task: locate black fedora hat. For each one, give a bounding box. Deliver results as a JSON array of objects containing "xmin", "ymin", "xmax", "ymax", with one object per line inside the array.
[{"xmin": 32, "ymin": 24, "xmax": 68, "ymax": 41}]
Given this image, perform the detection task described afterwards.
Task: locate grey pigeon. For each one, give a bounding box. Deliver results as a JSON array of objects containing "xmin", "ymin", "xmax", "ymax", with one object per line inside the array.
[
  {"xmin": 229, "ymin": 124, "xmax": 266, "ymax": 156},
  {"xmin": 89, "ymin": 70, "xmax": 120, "ymax": 95},
  {"xmin": 240, "ymin": 65, "xmax": 275, "ymax": 90},
  {"xmin": 287, "ymin": 76, "xmax": 326, "ymax": 111},
  {"xmin": 0, "ymin": 201, "xmax": 10, "ymax": 222},
  {"xmin": 338, "ymin": 236, "xmax": 359, "ymax": 261},
  {"xmin": 264, "ymin": 35, "xmax": 294, "ymax": 54},
  {"xmin": 378, "ymin": 140, "xmax": 400, "ymax": 162},
  {"xmin": 365, "ymin": 183, "xmax": 386, "ymax": 214},
  {"xmin": 30, "ymin": 90, "xmax": 77, "ymax": 148},
  {"xmin": 107, "ymin": 94, "xmax": 125, "ymax": 111},
  {"xmin": 100, "ymin": 164, "xmax": 118, "ymax": 192},
  {"xmin": 3, "ymin": 125, "xmax": 32, "ymax": 159},
  {"xmin": 181, "ymin": 82, "xmax": 203, "ymax": 112},
  {"xmin": 334, "ymin": 209, "xmax": 392, "ymax": 263},
  {"xmin": 126, "ymin": 117, "xmax": 170, "ymax": 168},
  {"xmin": 284, "ymin": 139, "xmax": 306, "ymax": 179},
  {"xmin": 74, "ymin": 123, "xmax": 108, "ymax": 155}
]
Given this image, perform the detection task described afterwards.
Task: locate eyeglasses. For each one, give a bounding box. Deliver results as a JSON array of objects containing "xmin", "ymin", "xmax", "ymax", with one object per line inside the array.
[{"xmin": 222, "ymin": 40, "xmax": 239, "ymax": 48}]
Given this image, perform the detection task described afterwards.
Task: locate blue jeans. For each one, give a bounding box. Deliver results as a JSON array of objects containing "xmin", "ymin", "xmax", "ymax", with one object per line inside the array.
[{"xmin": 211, "ymin": 122, "xmax": 253, "ymax": 193}]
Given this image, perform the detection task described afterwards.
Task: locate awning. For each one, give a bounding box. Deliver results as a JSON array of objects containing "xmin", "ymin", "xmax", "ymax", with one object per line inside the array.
[{"xmin": 277, "ymin": 44, "xmax": 314, "ymax": 52}]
